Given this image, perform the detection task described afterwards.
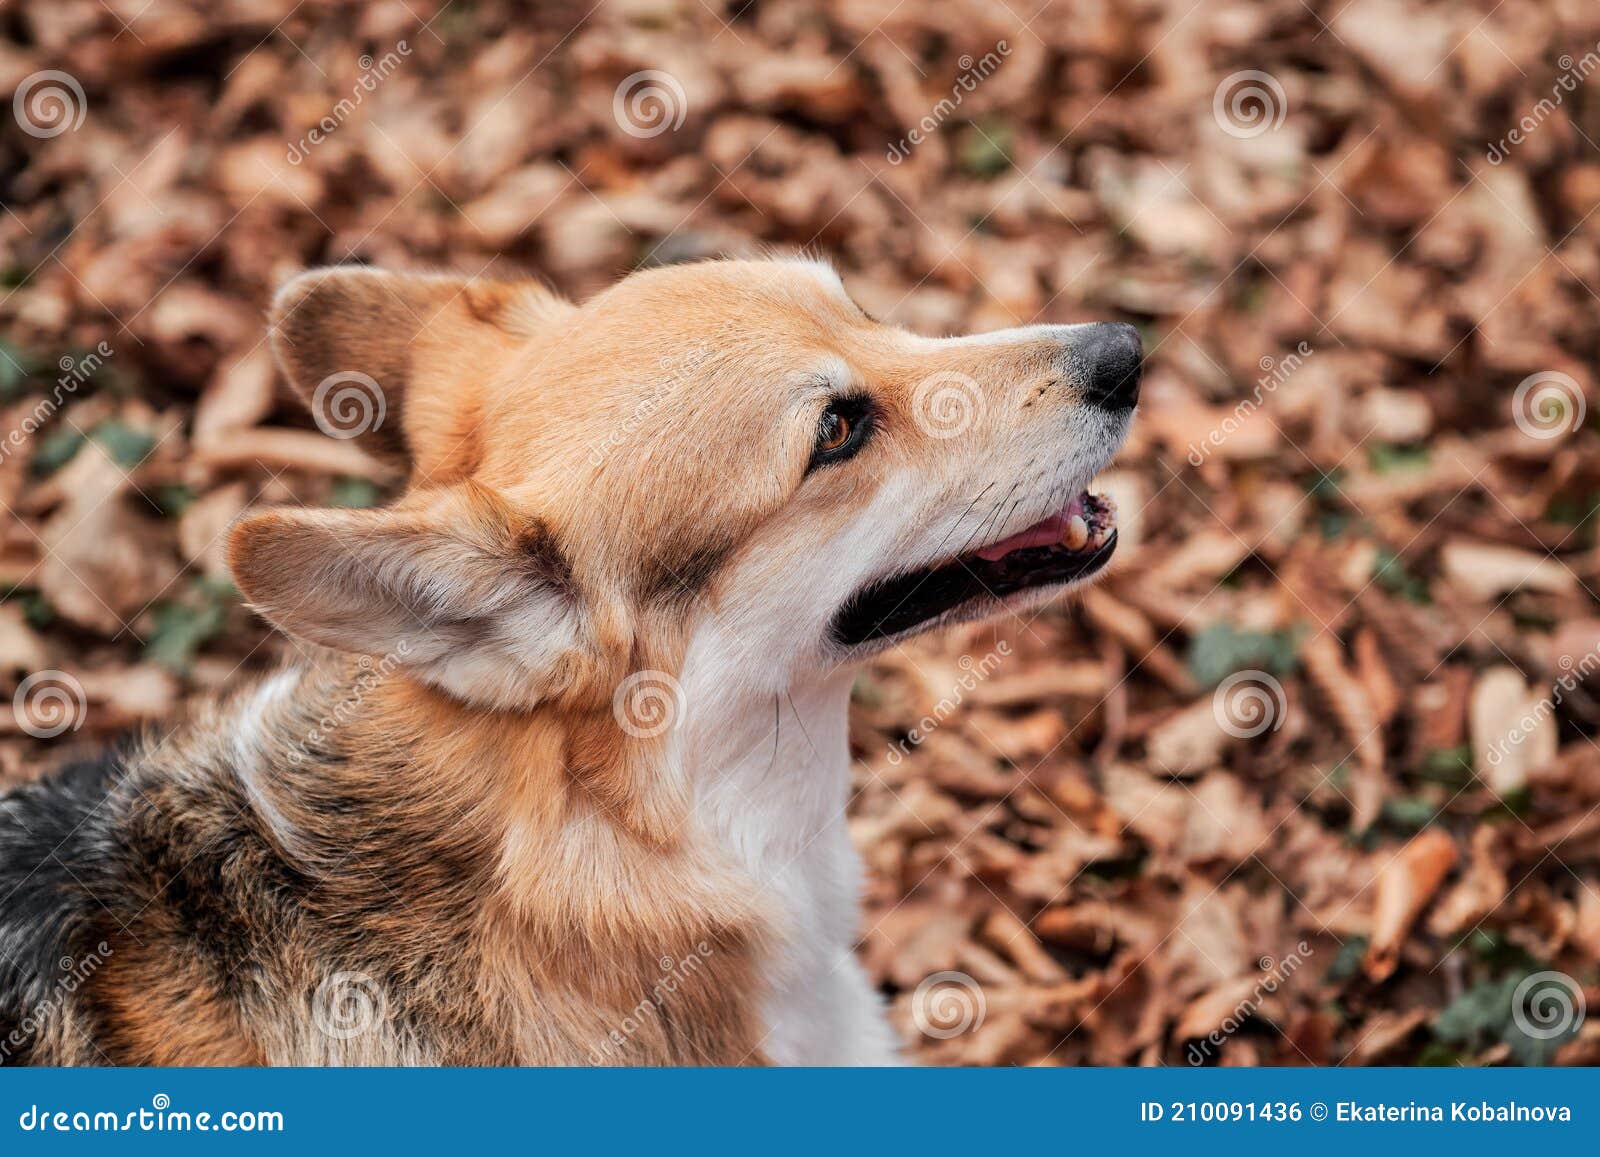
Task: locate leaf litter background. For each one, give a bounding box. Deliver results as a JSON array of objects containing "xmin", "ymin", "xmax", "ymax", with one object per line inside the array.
[{"xmin": 3, "ymin": 0, "xmax": 1600, "ymax": 1066}]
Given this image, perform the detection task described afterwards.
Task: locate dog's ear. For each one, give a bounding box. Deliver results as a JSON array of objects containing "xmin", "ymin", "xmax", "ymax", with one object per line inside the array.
[
  {"xmin": 227, "ymin": 484, "xmax": 601, "ymax": 708},
  {"xmin": 269, "ymin": 267, "xmax": 571, "ymax": 475}
]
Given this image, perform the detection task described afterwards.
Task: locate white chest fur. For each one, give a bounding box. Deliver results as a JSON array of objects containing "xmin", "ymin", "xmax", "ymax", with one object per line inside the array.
[{"xmin": 677, "ymin": 668, "xmax": 903, "ymax": 1065}]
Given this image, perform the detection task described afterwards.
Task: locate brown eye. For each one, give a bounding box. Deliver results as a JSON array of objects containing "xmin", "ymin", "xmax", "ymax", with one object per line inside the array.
[
  {"xmin": 808, "ymin": 396, "xmax": 873, "ymax": 474},
  {"xmin": 817, "ymin": 412, "xmax": 852, "ymax": 452}
]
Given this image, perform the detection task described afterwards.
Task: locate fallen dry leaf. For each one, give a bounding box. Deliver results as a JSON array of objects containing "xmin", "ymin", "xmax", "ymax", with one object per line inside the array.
[{"xmin": 1364, "ymin": 829, "xmax": 1459, "ymax": 982}]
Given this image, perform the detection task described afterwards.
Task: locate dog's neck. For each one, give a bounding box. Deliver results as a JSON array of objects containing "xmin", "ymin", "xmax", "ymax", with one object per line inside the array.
[
  {"xmin": 676, "ymin": 660, "xmax": 857, "ymax": 870},
  {"xmin": 673, "ymin": 655, "xmax": 870, "ymax": 1016}
]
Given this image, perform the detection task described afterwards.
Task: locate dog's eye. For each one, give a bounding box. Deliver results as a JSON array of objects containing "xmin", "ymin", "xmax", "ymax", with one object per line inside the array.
[
  {"xmin": 808, "ymin": 397, "xmax": 871, "ymax": 473},
  {"xmin": 817, "ymin": 412, "xmax": 853, "ymax": 453}
]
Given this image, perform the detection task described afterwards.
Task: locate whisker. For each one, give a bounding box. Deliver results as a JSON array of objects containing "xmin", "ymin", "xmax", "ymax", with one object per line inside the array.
[
  {"xmin": 785, "ymin": 692, "xmax": 822, "ymax": 761},
  {"xmin": 929, "ymin": 480, "xmax": 996, "ymax": 562},
  {"xmin": 766, "ymin": 693, "xmax": 781, "ymax": 776},
  {"xmin": 958, "ymin": 477, "xmax": 1022, "ymax": 557}
]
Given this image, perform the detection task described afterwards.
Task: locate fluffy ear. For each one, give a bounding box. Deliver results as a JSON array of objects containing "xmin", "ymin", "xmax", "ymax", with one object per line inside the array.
[
  {"xmin": 227, "ymin": 485, "xmax": 590, "ymax": 708},
  {"xmin": 269, "ymin": 267, "xmax": 571, "ymax": 474}
]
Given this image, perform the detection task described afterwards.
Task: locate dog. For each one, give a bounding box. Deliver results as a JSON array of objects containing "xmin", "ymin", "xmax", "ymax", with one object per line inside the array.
[{"xmin": 0, "ymin": 258, "xmax": 1138, "ymax": 1065}]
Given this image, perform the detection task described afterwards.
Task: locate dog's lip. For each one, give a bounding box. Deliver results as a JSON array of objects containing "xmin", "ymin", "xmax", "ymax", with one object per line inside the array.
[{"xmin": 828, "ymin": 492, "xmax": 1118, "ymax": 648}]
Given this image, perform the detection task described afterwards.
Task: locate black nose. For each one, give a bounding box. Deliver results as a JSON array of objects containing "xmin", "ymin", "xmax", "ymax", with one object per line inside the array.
[{"xmin": 1078, "ymin": 322, "xmax": 1142, "ymax": 410}]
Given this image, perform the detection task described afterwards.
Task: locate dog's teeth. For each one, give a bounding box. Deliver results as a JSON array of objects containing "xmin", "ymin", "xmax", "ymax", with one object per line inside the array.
[{"xmin": 1062, "ymin": 514, "xmax": 1089, "ymax": 550}]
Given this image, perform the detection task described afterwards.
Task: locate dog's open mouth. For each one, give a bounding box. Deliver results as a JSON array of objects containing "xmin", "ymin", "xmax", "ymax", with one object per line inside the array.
[{"xmin": 830, "ymin": 491, "xmax": 1118, "ymax": 647}]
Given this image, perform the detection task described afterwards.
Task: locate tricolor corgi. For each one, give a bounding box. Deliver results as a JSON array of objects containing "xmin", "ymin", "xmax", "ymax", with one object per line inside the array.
[{"xmin": 0, "ymin": 258, "xmax": 1138, "ymax": 1065}]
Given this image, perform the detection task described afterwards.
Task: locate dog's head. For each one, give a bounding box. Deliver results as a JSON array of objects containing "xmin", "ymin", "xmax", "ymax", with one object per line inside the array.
[{"xmin": 229, "ymin": 259, "xmax": 1138, "ymax": 710}]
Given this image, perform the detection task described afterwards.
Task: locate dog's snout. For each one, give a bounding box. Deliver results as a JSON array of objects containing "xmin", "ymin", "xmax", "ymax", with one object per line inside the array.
[{"xmin": 1076, "ymin": 322, "xmax": 1142, "ymax": 410}]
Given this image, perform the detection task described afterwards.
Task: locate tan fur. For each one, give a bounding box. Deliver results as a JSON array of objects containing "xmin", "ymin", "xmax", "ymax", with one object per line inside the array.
[{"xmin": 90, "ymin": 941, "xmax": 266, "ymax": 1066}]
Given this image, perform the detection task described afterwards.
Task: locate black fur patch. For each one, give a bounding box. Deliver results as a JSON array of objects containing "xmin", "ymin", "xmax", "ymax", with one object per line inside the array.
[
  {"xmin": 0, "ymin": 748, "xmax": 124, "ymax": 1064},
  {"xmin": 516, "ymin": 519, "xmax": 576, "ymax": 595},
  {"xmin": 642, "ymin": 540, "xmax": 734, "ymax": 606}
]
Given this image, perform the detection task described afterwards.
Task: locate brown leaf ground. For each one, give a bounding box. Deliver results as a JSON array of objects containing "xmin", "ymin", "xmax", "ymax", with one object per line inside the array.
[{"xmin": 3, "ymin": 0, "xmax": 1600, "ymax": 1065}]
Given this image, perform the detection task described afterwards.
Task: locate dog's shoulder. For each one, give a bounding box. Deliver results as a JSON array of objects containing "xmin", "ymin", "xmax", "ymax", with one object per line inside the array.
[{"xmin": 0, "ymin": 693, "xmax": 322, "ymax": 1064}]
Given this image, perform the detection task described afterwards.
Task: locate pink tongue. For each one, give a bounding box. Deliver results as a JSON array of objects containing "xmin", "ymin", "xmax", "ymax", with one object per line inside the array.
[
  {"xmin": 976, "ymin": 514, "xmax": 1068, "ymax": 561},
  {"xmin": 975, "ymin": 493, "xmax": 1089, "ymax": 562}
]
